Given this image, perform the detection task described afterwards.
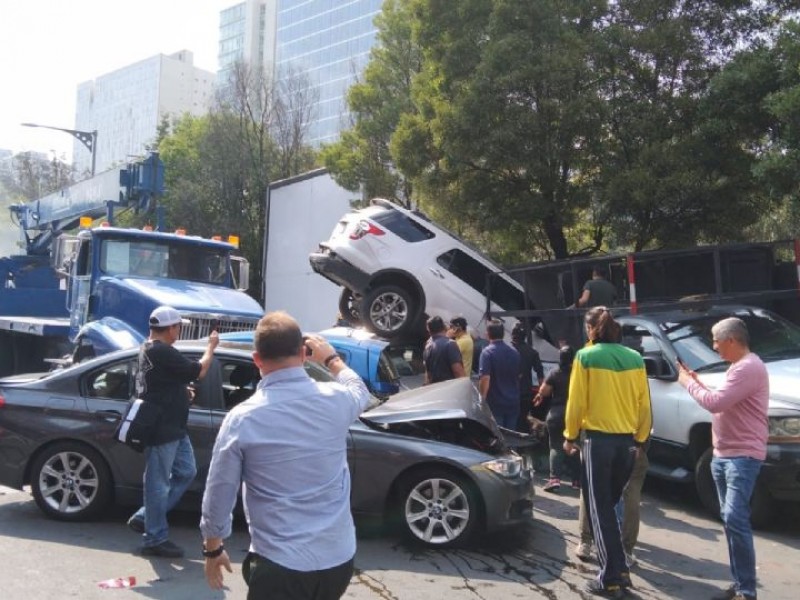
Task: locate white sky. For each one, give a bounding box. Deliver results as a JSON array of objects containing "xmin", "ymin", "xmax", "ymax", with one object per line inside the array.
[{"xmin": 0, "ymin": 0, "xmax": 234, "ymax": 161}]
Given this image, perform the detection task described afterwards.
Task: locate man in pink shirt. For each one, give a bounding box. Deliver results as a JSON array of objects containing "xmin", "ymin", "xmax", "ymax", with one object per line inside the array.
[{"xmin": 678, "ymin": 317, "xmax": 768, "ymax": 600}]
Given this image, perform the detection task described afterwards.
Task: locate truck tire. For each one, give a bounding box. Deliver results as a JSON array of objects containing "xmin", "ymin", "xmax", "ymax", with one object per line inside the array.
[
  {"xmin": 30, "ymin": 441, "xmax": 112, "ymax": 521},
  {"xmin": 695, "ymin": 448, "xmax": 720, "ymax": 518},
  {"xmin": 695, "ymin": 447, "xmax": 776, "ymax": 529},
  {"xmin": 749, "ymin": 480, "xmax": 776, "ymax": 529},
  {"xmin": 338, "ymin": 288, "xmax": 362, "ymax": 326},
  {"xmin": 362, "ymin": 284, "xmax": 416, "ymax": 338}
]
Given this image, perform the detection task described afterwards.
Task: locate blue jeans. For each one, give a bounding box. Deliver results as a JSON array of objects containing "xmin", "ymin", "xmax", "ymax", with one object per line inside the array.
[
  {"xmin": 131, "ymin": 435, "xmax": 197, "ymax": 547},
  {"xmin": 711, "ymin": 456, "xmax": 762, "ymax": 597},
  {"xmin": 490, "ymin": 404, "xmax": 519, "ymax": 430}
]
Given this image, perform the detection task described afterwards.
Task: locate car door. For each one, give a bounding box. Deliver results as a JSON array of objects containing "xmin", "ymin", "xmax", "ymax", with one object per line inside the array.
[
  {"xmin": 83, "ymin": 354, "xmax": 217, "ymax": 496},
  {"xmin": 82, "ymin": 358, "xmax": 146, "ymax": 489},
  {"xmin": 205, "ymin": 359, "xmax": 360, "ymax": 500},
  {"xmin": 182, "ymin": 354, "xmax": 227, "ymax": 495},
  {"xmin": 620, "ymin": 323, "xmax": 688, "ymax": 466}
]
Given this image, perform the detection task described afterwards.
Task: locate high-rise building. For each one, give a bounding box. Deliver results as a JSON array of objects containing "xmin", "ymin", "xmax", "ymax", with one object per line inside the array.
[
  {"xmin": 218, "ymin": 0, "xmax": 383, "ymax": 146},
  {"xmin": 73, "ymin": 50, "xmax": 215, "ymax": 175},
  {"xmin": 276, "ymin": 0, "xmax": 383, "ymax": 146},
  {"xmin": 218, "ymin": 0, "xmax": 278, "ymax": 86}
]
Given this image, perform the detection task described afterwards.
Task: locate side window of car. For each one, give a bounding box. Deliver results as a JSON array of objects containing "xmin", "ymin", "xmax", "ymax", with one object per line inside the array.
[
  {"xmin": 371, "ymin": 209, "xmax": 435, "ymax": 242},
  {"xmin": 437, "ymin": 249, "xmax": 489, "ymax": 293},
  {"xmin": 621, "ymin": 325, "xmax": 660, "ymax": 355},
  {"xmin": 622, "ymin": 324, "xmax": 673, "ymax": 378},
  {"xmin": 220, "ymin": 360, "xmax": 260, "ymax": 411},
  {"xmin": 436, "ymin": 249, "xmax": 525, "ymax": 310},
  {"xmin": 86, "ymin": 361, "xmax": 134, "ymax": 401}
]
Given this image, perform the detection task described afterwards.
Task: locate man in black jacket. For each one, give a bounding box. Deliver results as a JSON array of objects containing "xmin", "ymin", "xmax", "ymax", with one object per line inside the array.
[
  {"xmin": 511, "ymin": 322, "xmax": 544, "ymax": 431},
  {"xmin": 127, "ymin": 306, "xmax": 218, "ymax": 558}
]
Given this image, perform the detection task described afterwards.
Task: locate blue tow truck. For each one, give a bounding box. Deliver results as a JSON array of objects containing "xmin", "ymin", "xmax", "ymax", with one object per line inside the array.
[{"xmin": 0, "ymin": 153, "xmax": 264, "ymax": 376}]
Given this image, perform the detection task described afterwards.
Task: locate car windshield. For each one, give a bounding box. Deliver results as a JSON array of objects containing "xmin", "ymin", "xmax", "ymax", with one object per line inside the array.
[{"xmin": 663, "ymin": 308, "xmax": 800, "ymax": 371}]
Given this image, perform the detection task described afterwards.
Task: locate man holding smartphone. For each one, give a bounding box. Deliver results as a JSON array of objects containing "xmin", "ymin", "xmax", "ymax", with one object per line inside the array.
[
  {"xmin": 678, "ymin": 317, "xmax": 768, "ymax": 600},
  {"xmin": 200, "ymin": 311, "xmax": 371, "ymax": 599}
]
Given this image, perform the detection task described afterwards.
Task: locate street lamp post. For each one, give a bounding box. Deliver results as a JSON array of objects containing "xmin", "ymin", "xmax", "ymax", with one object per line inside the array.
[{"xmin": 21, "ymin": 122, "xmax": 98, "ymax": 177}]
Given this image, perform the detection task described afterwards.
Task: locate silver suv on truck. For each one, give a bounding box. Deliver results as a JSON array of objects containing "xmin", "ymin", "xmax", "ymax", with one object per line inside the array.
[{"xmin": 617, "ymin": 305, "xmax": 800, "ymax": 527}]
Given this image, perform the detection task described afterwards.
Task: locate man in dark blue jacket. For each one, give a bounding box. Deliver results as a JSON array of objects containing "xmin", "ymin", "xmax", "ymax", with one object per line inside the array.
[{"xmin": 478, "ymin": 319, "xmax": 520, "ymax": 429}]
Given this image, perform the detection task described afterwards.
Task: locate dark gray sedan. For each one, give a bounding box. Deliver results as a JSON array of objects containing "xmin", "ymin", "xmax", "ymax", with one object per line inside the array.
[{"xmin": 0, "ymin": 341, "xmax": 535, "ymax": 548}]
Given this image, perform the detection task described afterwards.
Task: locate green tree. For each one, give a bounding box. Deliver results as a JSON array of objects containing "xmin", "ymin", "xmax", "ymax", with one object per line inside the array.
[
  {"xmin": 156, "ymin": 61, "xmax": 318, "ymax": 300},
  {"xmin": 342, "ymin": 0, "xmax": 793, "ymax": 261},
  {"xmin": 596, "ymin": 1, "xmax": 794, "ymax": 251},
  {"xmin": 394, "ymin": 0, "xmax": 607, "ymax": 259},
  {"xmin": 752, "ymin": 20, "xmax": 800, "ymax": 207},
  {"xmin": 0, "ymin": 151, "xmax": 74, "ymax": 202}
]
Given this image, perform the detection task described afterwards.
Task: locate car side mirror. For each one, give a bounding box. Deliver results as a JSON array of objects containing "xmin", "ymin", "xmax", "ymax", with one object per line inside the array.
[{"xmin": 644, "ymin": 355, "xmax": 677, "ymax": 381}]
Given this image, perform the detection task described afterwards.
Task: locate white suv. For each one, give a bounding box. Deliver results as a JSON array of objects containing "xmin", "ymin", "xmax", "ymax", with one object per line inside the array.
[
  {"xmin": 617, "ymin": 305, "xmax": 800, "ymax": 527},
  {"xmin": 309, "ymin": 199, "xmax": 558, "ymax": 359}
]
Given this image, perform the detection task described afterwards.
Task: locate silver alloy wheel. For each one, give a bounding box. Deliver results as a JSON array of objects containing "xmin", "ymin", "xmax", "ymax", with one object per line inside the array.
[
  {"xmin": 368, "ymin": 291, "xmax": 408, "ymax": 333},
  {"xmin": 404, "ymin": 476, "xmax": 470, "ymax": 545},
  {"xmin": 37, "ymin": 450, "xmax": 100, "ymax": 515}
]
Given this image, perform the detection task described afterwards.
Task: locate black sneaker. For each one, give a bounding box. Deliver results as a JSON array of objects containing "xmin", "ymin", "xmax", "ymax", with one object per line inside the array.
[
  {"xmin": 127, "ymin": 515, "xmax": 145, "ymax": 534},
  {"xmin": 140, "ymin": 540, "xmax": 184, "ymax": 558},
  {"xmin": 711, "ymin": 585, "xmax": 737, "ymax": 600},
  {"xmin": 621, "ymin": 571, "xmax": 633, "ymax": 589},
  {"xmin": 584, "ymin": 580, "xmax": 627, "ymax": 599}
]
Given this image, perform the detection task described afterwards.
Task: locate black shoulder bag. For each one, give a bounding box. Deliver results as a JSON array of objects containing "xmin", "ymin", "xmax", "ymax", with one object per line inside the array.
[{"xmin": 113, "ymin": 344, "xmax": 163, "ymax": 452}]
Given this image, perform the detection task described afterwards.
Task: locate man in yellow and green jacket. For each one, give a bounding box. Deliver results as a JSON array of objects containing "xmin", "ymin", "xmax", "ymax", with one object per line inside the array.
[{"xmin": 563, "ymin": 308, "xmax": 651, "ymax": 599}]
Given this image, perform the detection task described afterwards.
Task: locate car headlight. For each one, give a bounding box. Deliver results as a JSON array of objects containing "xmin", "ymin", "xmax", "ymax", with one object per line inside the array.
[
  {"xmin": 768, "ymin": 416, "xmax": 800, "ymax": 442},
  {"xmin": 482, "ymin": 454, "xmax": 523, "ymax": 477}
]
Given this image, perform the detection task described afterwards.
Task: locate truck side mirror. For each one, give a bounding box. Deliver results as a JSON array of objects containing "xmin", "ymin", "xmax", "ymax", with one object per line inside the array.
[
  {"xmin": 231, "ymin": 256, "xmax": 250, "ymax": 292},
  {"xmin": 644, "ymin": 355, "xmax": 677, "ymax": 381},
  {"xmin": 51, "ymin": 235, "xmax": 79, "ymax": 279}
]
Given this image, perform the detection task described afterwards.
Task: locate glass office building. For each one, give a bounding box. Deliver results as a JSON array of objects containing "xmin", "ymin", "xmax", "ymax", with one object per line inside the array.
[
  {"xmin": 218, "ymin": 1, "xmax": 276, "ymax": 88},
  {"xmin": 276, "ymin": 0, "xmax": 383, "ymax": 146}
]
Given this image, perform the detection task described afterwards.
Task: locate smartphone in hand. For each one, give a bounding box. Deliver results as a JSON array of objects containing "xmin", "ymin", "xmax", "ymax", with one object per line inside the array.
[{"xmin": 302, "ymin": 335, "xmax": 312, "ymax": 356}]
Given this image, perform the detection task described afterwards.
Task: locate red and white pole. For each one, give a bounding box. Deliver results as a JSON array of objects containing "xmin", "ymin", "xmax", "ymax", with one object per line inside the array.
[{"xmin": 627, "ymin": 254, "xmax": 638, "ymax": 314}]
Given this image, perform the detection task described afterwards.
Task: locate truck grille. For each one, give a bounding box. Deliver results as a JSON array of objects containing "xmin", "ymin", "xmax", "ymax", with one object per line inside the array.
[{"xmin": 178, "ymin": 315, "xmax": 259, "ymax": 340}]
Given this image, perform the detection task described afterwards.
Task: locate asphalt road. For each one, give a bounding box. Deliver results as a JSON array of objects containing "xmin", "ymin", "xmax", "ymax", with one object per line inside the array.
[{"xmin": 1, "ymin": 476, "xmax": 798, "ymax": 600}]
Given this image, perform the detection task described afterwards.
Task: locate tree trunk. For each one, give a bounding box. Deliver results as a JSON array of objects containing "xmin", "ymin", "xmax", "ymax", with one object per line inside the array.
[{"xmin": 542, "ymin": 213, "xmax": 568, "ymax": 259}]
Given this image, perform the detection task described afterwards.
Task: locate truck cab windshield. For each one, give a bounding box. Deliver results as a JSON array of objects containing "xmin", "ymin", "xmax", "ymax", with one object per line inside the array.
[{"xmin": 100, "ymin": 239, "xmax": 229, "ymax": 285}]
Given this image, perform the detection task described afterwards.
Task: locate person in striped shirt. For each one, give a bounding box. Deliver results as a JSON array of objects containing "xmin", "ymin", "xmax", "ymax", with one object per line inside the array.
[{"xmin": 564, "ymin": 307, "xmax": 652, "ymax": 599}]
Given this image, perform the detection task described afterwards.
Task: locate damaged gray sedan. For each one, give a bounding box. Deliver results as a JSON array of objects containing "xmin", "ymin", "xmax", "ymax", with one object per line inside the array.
[{"xmin": 0, "ymin": 342, "xmax": 535, "ymax": 548}]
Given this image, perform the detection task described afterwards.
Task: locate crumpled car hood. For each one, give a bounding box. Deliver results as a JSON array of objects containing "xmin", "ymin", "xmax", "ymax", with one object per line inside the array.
[{"xmin": 362, "ymin": 377, "xmax": 503, "ymax": 438}]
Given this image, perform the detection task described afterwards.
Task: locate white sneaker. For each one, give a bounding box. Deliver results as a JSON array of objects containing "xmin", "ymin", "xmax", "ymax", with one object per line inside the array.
[
  {"xmin": 625, "ymin": 551, "xmax": 638, "ymax": 568},
  {"xmin": 575, "ymin": 542, "xmax": 593, "ymax": 560}
]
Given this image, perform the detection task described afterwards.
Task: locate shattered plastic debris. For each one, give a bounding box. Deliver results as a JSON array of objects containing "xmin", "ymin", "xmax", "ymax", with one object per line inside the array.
[{"xmin": 98, "ymin": 576, "xmax": 136, "ymax": 589}]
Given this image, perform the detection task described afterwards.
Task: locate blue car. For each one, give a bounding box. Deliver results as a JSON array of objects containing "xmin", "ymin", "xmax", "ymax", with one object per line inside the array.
[{"xmin": 219, "ymin": 326, "xmax": 402, "ymax": 397}]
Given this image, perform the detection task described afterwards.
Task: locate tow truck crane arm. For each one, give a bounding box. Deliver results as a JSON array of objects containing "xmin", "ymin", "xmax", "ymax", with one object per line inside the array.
[{"xmin": 7, "ymin": 152, "xmax": 164, "ymax": 256}]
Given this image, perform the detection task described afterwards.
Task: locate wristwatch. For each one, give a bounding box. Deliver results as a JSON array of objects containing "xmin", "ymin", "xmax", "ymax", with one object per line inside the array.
[{"xmin": 202, "ymin": 543, "xmax": 224, "ymax": 558}]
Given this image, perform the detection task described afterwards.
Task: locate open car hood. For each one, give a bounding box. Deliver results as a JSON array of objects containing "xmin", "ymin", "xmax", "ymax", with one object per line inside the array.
[{"xmin": 361, "ymin": 378, "xmax": 539, "ymax": 455}]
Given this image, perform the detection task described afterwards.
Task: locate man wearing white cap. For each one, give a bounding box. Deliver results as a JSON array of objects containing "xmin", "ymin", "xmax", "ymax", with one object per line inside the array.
[{"xmin": 127, "ymin": 306, "xmax": 219, "ymax": 558}]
